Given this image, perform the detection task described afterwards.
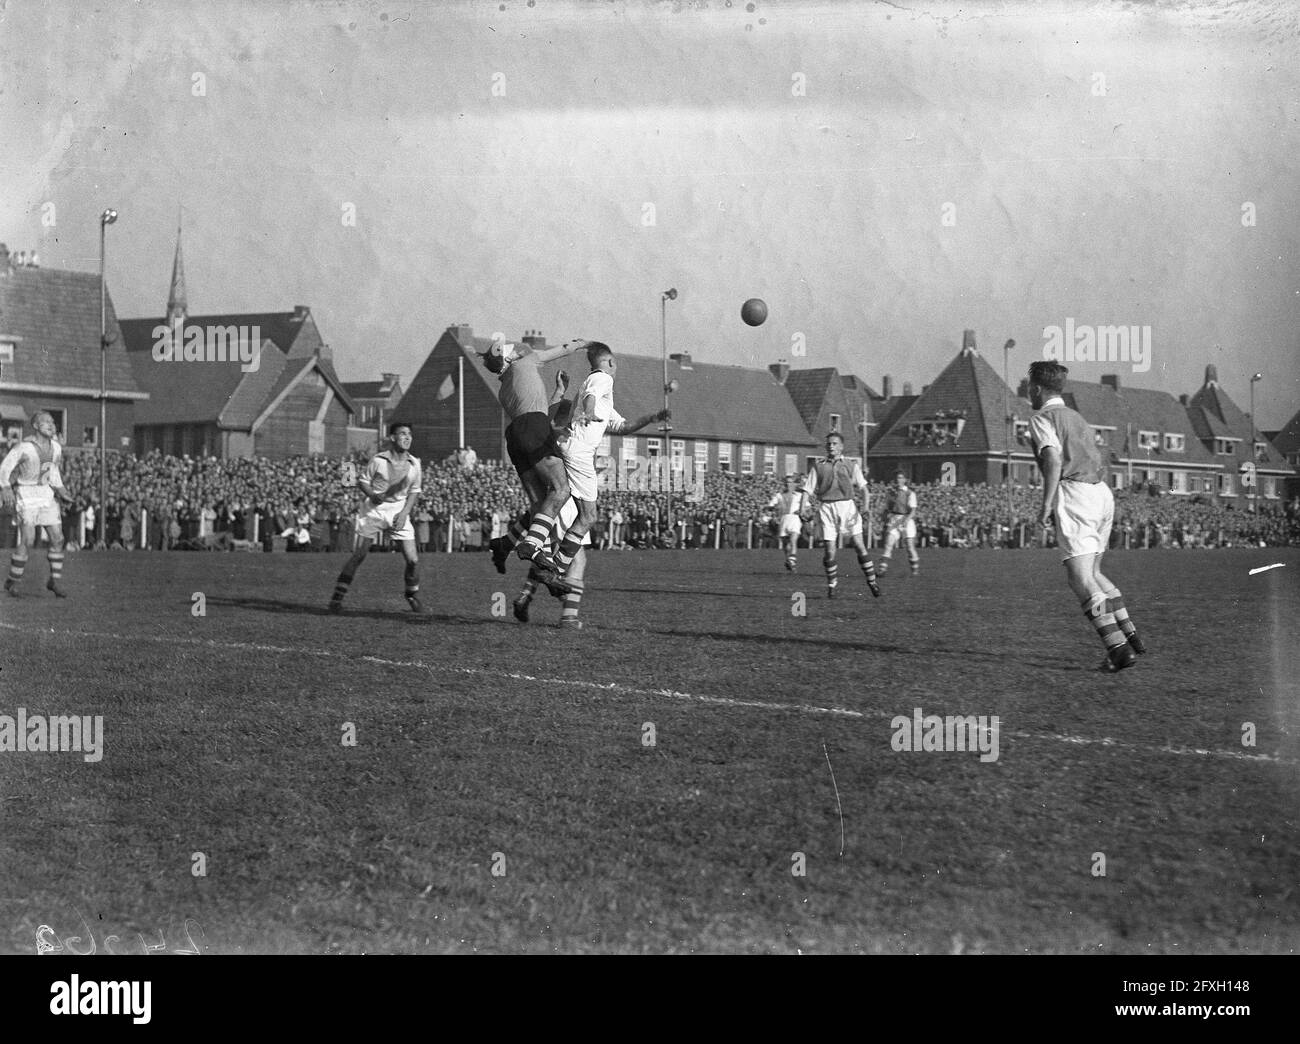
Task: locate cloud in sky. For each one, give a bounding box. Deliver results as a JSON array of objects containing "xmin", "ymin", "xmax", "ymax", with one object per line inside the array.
[{"xmin": 1, "ymin": 0, "xmax": 1296, "ymax": 424}]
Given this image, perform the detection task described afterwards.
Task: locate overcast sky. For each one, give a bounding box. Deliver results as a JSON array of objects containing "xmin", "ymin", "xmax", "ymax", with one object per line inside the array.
[{"xmin": 2, "ymin": 0, "xmax": 1297, "ymax": 427}]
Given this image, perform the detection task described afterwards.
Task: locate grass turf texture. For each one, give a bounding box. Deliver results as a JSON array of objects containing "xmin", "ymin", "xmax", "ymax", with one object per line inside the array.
[{"xmin": 1, "ymin": 547, "xmax": 1297, "ymax": 954}]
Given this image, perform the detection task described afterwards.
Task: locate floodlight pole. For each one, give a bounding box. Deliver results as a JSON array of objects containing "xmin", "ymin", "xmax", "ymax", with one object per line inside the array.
[
  {"xmin": 661, "ymin": 288, "xmax": 677, "ymax": 542},
  {"xmin": 98, "ymin": 208, "xmax": 118, "ymax": 547}
]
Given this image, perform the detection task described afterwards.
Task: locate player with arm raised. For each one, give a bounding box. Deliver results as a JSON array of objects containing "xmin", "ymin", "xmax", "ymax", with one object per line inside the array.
[
  {"xmin": 329, "ymin": 422, "xmax": 424, "ymax": 614},
  {"xmin": 768, "ymin": 475, "xmax": 806, "ymax": 572},
  {"xmin": 1, "ymin": 411, "xmax": 73, "ymax": 597},
  {"xmin": 803, "ymin": 432, "xmax": 881, "ymax": 599},
  {"xmin": 878, "ymin": 471, "xmax": 920, "ymax": 576},
  {"xmin": 549, "ymin": 342, "xmax": 669, "ymax": 577},
  {"xmin": 1027, "ymin": 360, "xmax": 1145, "ymax": 672}
]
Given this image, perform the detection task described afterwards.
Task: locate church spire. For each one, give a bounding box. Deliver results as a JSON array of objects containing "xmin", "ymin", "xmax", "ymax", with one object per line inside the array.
[{"xmin": 166, "ymin": 213, "xmax": 188, "ymax": 324}]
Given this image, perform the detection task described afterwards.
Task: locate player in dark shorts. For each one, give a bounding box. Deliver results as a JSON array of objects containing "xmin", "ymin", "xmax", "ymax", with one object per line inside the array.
[{"xmin": 482, "ymin": 335, "xmax": 592, "ymax": 590}]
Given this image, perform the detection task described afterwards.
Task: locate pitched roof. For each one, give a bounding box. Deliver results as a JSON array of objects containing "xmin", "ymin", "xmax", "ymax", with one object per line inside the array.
[
  {"xmin": 0, "ymin": 265, "xmax": 144, "ymax": 396},
  {"xmin": 344, "ymin": 381, "xmax": 388, "ymax": 398},
  {"xmin": 120, "ymin": 310, "xmax": 311, "ymax": 358},
  {"xmin": 450, "ymin": 330, "xmax": 816, "ymax": 446},
  {"xmin": 1062, "ymin": 381, "xmax": 1218, "ymax": 467},
  {"xmin": 782, "ymin": 368, "xmax": 837, "ymax": 432},
  {"xmin": 1187, "ymin": 371, "xmax": 1289, "ymax": 468},
  {"xmin": 869, "ymin": 346, "xmax": 1016, "ymax": 457},
  {"xmin": 1269, "ymin": 408, "xmax": 1300, "ymax": 456}
]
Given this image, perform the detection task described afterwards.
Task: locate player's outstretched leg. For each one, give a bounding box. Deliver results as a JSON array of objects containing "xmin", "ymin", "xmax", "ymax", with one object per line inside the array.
[
  {"xmin": 491, "ymin": 510, "xmax": 531, "ymax": 574},
  {"xmin": 559, "ymin": 548, "xmax": 587, "ymax": 629},
  {"xmin": 401, "ymin": 541, "xmax": 422, "ymax": 612},
  {"xmin": 330, "ymin": 541, "xmax": 370, "ymax": 613}
]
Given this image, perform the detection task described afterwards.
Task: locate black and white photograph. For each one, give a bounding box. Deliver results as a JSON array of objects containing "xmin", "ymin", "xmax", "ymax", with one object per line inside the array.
[{"xmin": 1, "ymin": 0, "xmax": 1297, "ymax": 982}]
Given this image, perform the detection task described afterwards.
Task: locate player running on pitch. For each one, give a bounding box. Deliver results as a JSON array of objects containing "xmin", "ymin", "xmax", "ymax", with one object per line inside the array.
[
  {"xmin": 802, "ymin": 431, "xmax": 881, "ymax": 599},
  {"xmin": 329, "ymin": 422, "xmax": 424, "ymax": 614},
  {"xmin": 482, "ymin": 334, "xmax": 591, "ymax": 591},
  {"xmin": 767, "ymin": 474, "xmax": 806, "ymax": 571},
  {"xmin": 0, "ymin": 411, "xmax": 73, "ymax": 597},
  {"xmin": 548, "ymin": 342, "xmax": 669, "ymax": 576},
  {"xmin": 1027, "ymin": 360, "xmax": 1146, "ymax": 672},
  {"xmin": 878, "ymin": 471, "xmax": 920, "ymax": 576}
]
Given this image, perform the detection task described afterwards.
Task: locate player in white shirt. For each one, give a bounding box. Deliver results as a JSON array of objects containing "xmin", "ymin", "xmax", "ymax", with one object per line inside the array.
[
  {"xmin": 329, "ymin": 422, "xmax": 425, "ymax": 613},
  {"xmin": 767, "ymin": 475, "xmax": 806, "ymax": 571},
  {"xmin": 550, "ymin": 342, "xmax": 668, "ymax": 576},
  {"xmin": 0, "ymin": 411, "xmax": 73, "ymax": 597},
  {"xmin": 878, "ymin": 471, "xmax": 920, "ymax": 576},
  {"xmin": 802, "ymin": 432, "xmax": 881, "ymax": 599}
]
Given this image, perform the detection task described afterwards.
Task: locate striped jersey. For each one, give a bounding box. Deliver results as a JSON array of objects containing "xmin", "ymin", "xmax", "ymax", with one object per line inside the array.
[
  {"xmin": 0, "ymin": 436, "xmax": 64, "ymax": 489},
  {"xmin": 1028, "ymin": 397, "xmax": 1104, "ymax": 483},
  {"xmin": 803, "ymin": 457, "xmax": 867, "ymax": 502},
  {"xmin": 768, "ymin": 490, "xmax": 804, "ymax": 516}
]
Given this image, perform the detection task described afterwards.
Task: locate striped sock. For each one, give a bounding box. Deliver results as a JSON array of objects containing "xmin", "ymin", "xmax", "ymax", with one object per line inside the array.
[
  {"xmin": 518, "ymin": 572, "xmax": 539, "ymax": 603},
  {"xmin": 9, "ymin": 552, "xmax": 28, "ymax": 582},
  {"xmin": 857, "ymin": 553, "xmax": 878, "ymax": 583},
  {"xmin": 519, "ymin": 514, "xmax": 555, "ymax": 558},
  {"xmin": 47, "ymin": 549, "xmax": 64, "ymax": 581},
  {"xmin": 561, "ymin": 578, "xmax": 585, "ymax": 621},
  {"xmin": 331, "ymin": 563, "xmax": 358, "ymax": 603},
  {"xmin": 404, "ymin": 560, "xmax": 420, "ymax": 600},
  {"xmin": 1103, "ymin": 588, "xmax": 1141, "ymax": 647},
  {"xmin": 825, "ymin": 561, "xmax": 838, "ymax": 588},
  {"xmin": 500, "ymin": 512, "xmax": 529, "ymax": 552},
  {"xmin": 554, "ymin": 535, "xmax": 583, "ymax": 572},
  {"xmin": 1083, "ymin": 591, "xmax": 1128, "ymax": 652}
]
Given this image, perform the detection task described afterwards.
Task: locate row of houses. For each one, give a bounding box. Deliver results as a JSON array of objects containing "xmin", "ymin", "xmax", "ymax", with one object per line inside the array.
[{"xmin": 0, "ymin": 241, "xmax": 1295, "ymax": 507}]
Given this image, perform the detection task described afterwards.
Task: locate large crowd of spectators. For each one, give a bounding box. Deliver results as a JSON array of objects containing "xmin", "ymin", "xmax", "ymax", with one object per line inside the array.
[{"xmin": 3, "ymin": 449, "xmax": 1295, "ymax": 551}]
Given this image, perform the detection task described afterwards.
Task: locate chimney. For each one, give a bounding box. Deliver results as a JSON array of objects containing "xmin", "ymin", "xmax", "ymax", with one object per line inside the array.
[
  {"xmin": 902, "ymin": 381, "xmax": 914, "ymax": 396},
  {"xmin": 1017, "ymin": 378, "xmax": 1030, "ymax": 399},
  {"xmin": 1179, "ymin": 393, "xmax": 1189, "ymax": 407},
  {"xmin": 381, "ymin": 372, "xmax": 400, "ymax": 392},
  {"xmin": 450, "ymin": 323, "xmax": 474, "ymax": 344},
  {"xmin": 1204, "ymin": 364, "xmax": 1218, "ymax": 386},
  {"xmin": 521, "ymin": 329, "xmax": 547, "ymax": 350},
  {"xmin": 670, "ymin": 351, "xmax": 693, "ymax": 370},
  {"xmin": 316, "ymin": 343, "xmax": 333, "ymax": 363},
  {"xmin": 291, "ymin": 305, "xmax": 310, "ymax": 322},
  {"xmin": 962, "ymin": 329, "xmax": 977, "ymax": 354},
  {"xmin": 1101, "ymin": 374, "xmax": 1121, "ymax": 391},
  {"xmin": 769, "ymin": 359, "xmax": 790, "ymax": 385},
  {"xmin": 881, "ymin": 375, "xmax": 893, "ymax": 399}
]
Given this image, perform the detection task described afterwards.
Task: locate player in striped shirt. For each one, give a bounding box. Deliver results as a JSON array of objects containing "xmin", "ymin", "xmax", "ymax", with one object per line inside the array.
[
  {"xmin": 802, "ymin": 432, "xmax": 881, "ymax": 599},
  {"xmin": 767, "ymin": 475, "xmax": 806, "ymax": 571},
  {"xmin": 1027, "ymin": 360, "xmax": 1146, "ymax": 672},
  {"xmin": 329, "ymin": 422, "xmax": 424, "ymax": 614},
  {"xmin": 878, "ymin": 471, "xmax": 920, "ymax": 576},
  {"xmin": 0, "ymin": 411, "xmax": 73, "ymax": 597}
]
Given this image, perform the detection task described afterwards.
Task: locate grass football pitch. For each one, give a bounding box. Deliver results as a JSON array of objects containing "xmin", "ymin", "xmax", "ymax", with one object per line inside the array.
[{"xmin": 1, "ymin": 546, "xmax": 1297, "ymax": 954}]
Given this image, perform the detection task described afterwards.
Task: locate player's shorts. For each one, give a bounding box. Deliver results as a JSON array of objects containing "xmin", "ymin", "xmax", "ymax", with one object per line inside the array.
[
  {"xmin": 817, "ymin": 500, "xmax": 862, "ymax": 542},
  {"xmin": 558, "ymin": 437, "xmax": 599, "ymax": 502},
  {"xmin": 355, "ymin": 499, "xmax": 415, "ymax": 542},
  {"xmin": 884, "ymin": 513, "xmax": 916, "ymax": 541},
  {"xmin": 15, "ymin": 486, "xmax": 62, "ymax": 527},
  {"xmin": 779, "ymin": 513, "xmax": 803, "ymax": 538},
  {"xmin": 506, "ymin": 413, "xmax": 561, "ymax": 474},
  {"xmin": 1053, "ymin": 479, "xmax": 1113, "ymax": 560}
]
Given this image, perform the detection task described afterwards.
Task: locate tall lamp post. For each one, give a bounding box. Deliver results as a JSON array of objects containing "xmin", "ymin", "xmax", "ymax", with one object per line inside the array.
[
  {"xmin": 99, "ymin": 208, "xmax": 118, "ymax": 548},
  {"xmin": 1249, "ymin": 371, "xmax": 1262, "ymax": 513},
  {"xmin": 1002, "ymin": 338, "xmax": 1016, "ymax": 543},
  {"xmin": 660, "ymin": 288, "xmax": 678, "ymax": 540}
]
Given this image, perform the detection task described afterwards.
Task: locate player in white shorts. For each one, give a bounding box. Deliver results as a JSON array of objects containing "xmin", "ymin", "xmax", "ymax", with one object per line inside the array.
[
  {"xmin": 878, "ymin": 471, "xmax": 920, "ymax": 576},
  {"xmin": 802, "ymin": 432, "xmax": 881, "ymax": 599},
  {"xmin": 329, "ymin": 422, "xmax": 425, "ymax": 614},
  {"xmin": 767, "ymin": 475, "xmax": 806, "ymax": 571},
  {"xmin": 0, "ymin": 411, "xmax": 73, "ymax": 597},
  {"xmin": 1028, "ymin": 360, "xmax": 1146, "ymax": 672},
  {"xmin": 549, "ymin": 342, "xmax": 668, "ymax": 577}
]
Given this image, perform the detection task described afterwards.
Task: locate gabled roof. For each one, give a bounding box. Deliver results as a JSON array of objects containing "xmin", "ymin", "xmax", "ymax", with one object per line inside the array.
[
  {"xmin": 0, "ymin": 265, "xmax": 144, "ymax": 396},
  {"xmin": 449, "ymin": 330, "xmax": 816, "ymax": 446},
  {"xmin": 869, "ymin": 346, "xmax": 1014, "ymax": 456},
  {"xmin": 120, "ymin": 310, "xmax": 312, "ymax": 359},
  {"xmin": 1269, "ymin": 408, "xmax": 1300, "ymax": 457},
  {"xmin": 1061, "ymin": 382, "xmax": 1218, "ymax": 467},
  {"xmin": 869, "ymin": 396, "xmax": 917, "ymax": 443},
  {"xmin": 782, "ymin": 368, "xmax": 838, "ymax": 432},
  {"xmin": 1187, "ymin": 369, "xmax": 1288, "ymax": 467},
  {"xmin": 343, "ymin": 379, "xmax": 402, "ymax": 400}
]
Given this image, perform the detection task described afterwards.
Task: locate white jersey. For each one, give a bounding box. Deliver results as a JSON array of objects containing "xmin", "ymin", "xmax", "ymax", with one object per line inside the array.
[
  {"xmin": 0, "ymin": 436, "xmax": 64, "ymax": 490},
  {"xmin": 768, "ymin": 490, "xmax": 803, "ymax": 517},
  {"xmin": 364, "ymin": 451, "xmax": 422, "ymax": 504},
  {"xmin": 563, "ymin": 370, "xmax": 625, "ymax": 454}
]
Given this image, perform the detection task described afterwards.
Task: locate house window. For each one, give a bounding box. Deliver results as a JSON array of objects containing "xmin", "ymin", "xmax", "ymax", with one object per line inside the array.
[
  {"xmin": 646, "ymin": 437, "xmax": 662, "ymax": 458},
  {"xmin": 599, "ymin": 434, "xmax": 611, "ymax": 457},
  {"xmin": 82, "ymin": 426, "xmax": 98, "ymax": 447},
  {"xmin": 621, "ymin": 437, "xmax": 639, "ymax": 466},
  {"xmin": 717, "ymin": 442, "xmax": 732, "ymax": 472},
  {"xmin": 1137, "ymin": 430, "xmax": 1159, "ymax": 451},
  {"xmin": 1111, "ymin": 472, "xmax": 1124, "ymax": 490},
  {"xmin": 1262, "ymin": 477, "xmax": 1276, "ymax": 498},
  {"xmin": 1254, "ymin": 441, "xmax": 1267, "ymax": 461},
  {"xmin": 741, "ymin": 443, "xmax": 755, "ymax": 474},
  {"xmin": 45, "ymin": 408, "xmax": 67, "ymax": 439},
  {"xmin": 763, "ymin": 445, "xmax": 777, "ymax": 475},
  {"xmin": 1170, "ymin": 471, "xmax": 1187, "ymax": 493},
  {"xmin": 1091, "ymin": 426, "xmax": 1109, "ymax": 447},
  {"xmin": 1214, "ymin": 438, "xmax": 1235, "ymax": 456},
  {"xmin": 0, "ymin": 340, "xmax": 14, "ymax": 364},
  {"xmin": 1218, "ymin": 473, "xmax": 1234, "ymax": 495},
  {"xmin": 829, "ymin": 413, "xmax": 841, "ymax": 433},
  {"xmin": 694, "ymin": 441, "xmax": 708, "ymax": 473},
  {"xmin": 670, "ymin": 439, "xmax": 685, "ymax": 472},
  {"xmin": 784, "ymin": 453, "xmax": 798, "ymax": 476},
  {"xmin": 1164, "ymin": 433, "xmax": 1185, "ymax": 452}
]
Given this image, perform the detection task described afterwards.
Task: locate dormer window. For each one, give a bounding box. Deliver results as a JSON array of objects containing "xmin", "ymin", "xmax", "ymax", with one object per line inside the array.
[{"xmin": 1163, "ymin": 433, "xmax": 1185, "ymax": 452}]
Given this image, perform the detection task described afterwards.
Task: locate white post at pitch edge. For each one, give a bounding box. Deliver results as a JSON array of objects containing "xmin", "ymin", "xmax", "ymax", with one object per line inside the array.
[
  {"xmin": 141, "ymin": 508, "xmax": 148, "ymax": 549},
  {"xmin": 457, "ymin": 355, "xmax": 465, "ymax": 451},
  {"xmin": 447, "ymin": 514, "xmax": 454, "ymax": 553}
]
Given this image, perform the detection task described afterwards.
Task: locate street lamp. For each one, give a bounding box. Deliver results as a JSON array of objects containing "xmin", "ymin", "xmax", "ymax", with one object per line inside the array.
[
  {"xmin": 1003, "ymin": 338, "xmax": 1016, "ymax": 543},
  {"xmin": 99, "ymin": 208, "xmax": 118, "ymax": 548},
  {"xmin": 1250, "ymin": 371, "xmax": 1262, "ymax": 513},
  {"xmin": 660, "ymin": 288, "xmax": 677, "ymax": 542}
]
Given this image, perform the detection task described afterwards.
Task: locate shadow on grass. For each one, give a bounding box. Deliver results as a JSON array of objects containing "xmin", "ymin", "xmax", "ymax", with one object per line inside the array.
[{"xmin": 205, "ymin": 595, "xmax": 491, "ymax": 628}]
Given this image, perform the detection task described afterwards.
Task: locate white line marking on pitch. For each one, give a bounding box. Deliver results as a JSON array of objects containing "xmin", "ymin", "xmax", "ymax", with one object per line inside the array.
[
  {"xmin": 1248, "ymin": 563, "xmax": 1285, "ymax": 575},
  {"xmin": 2, "ymin": 622, "xmax": 1295, "ymax": 767}
]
